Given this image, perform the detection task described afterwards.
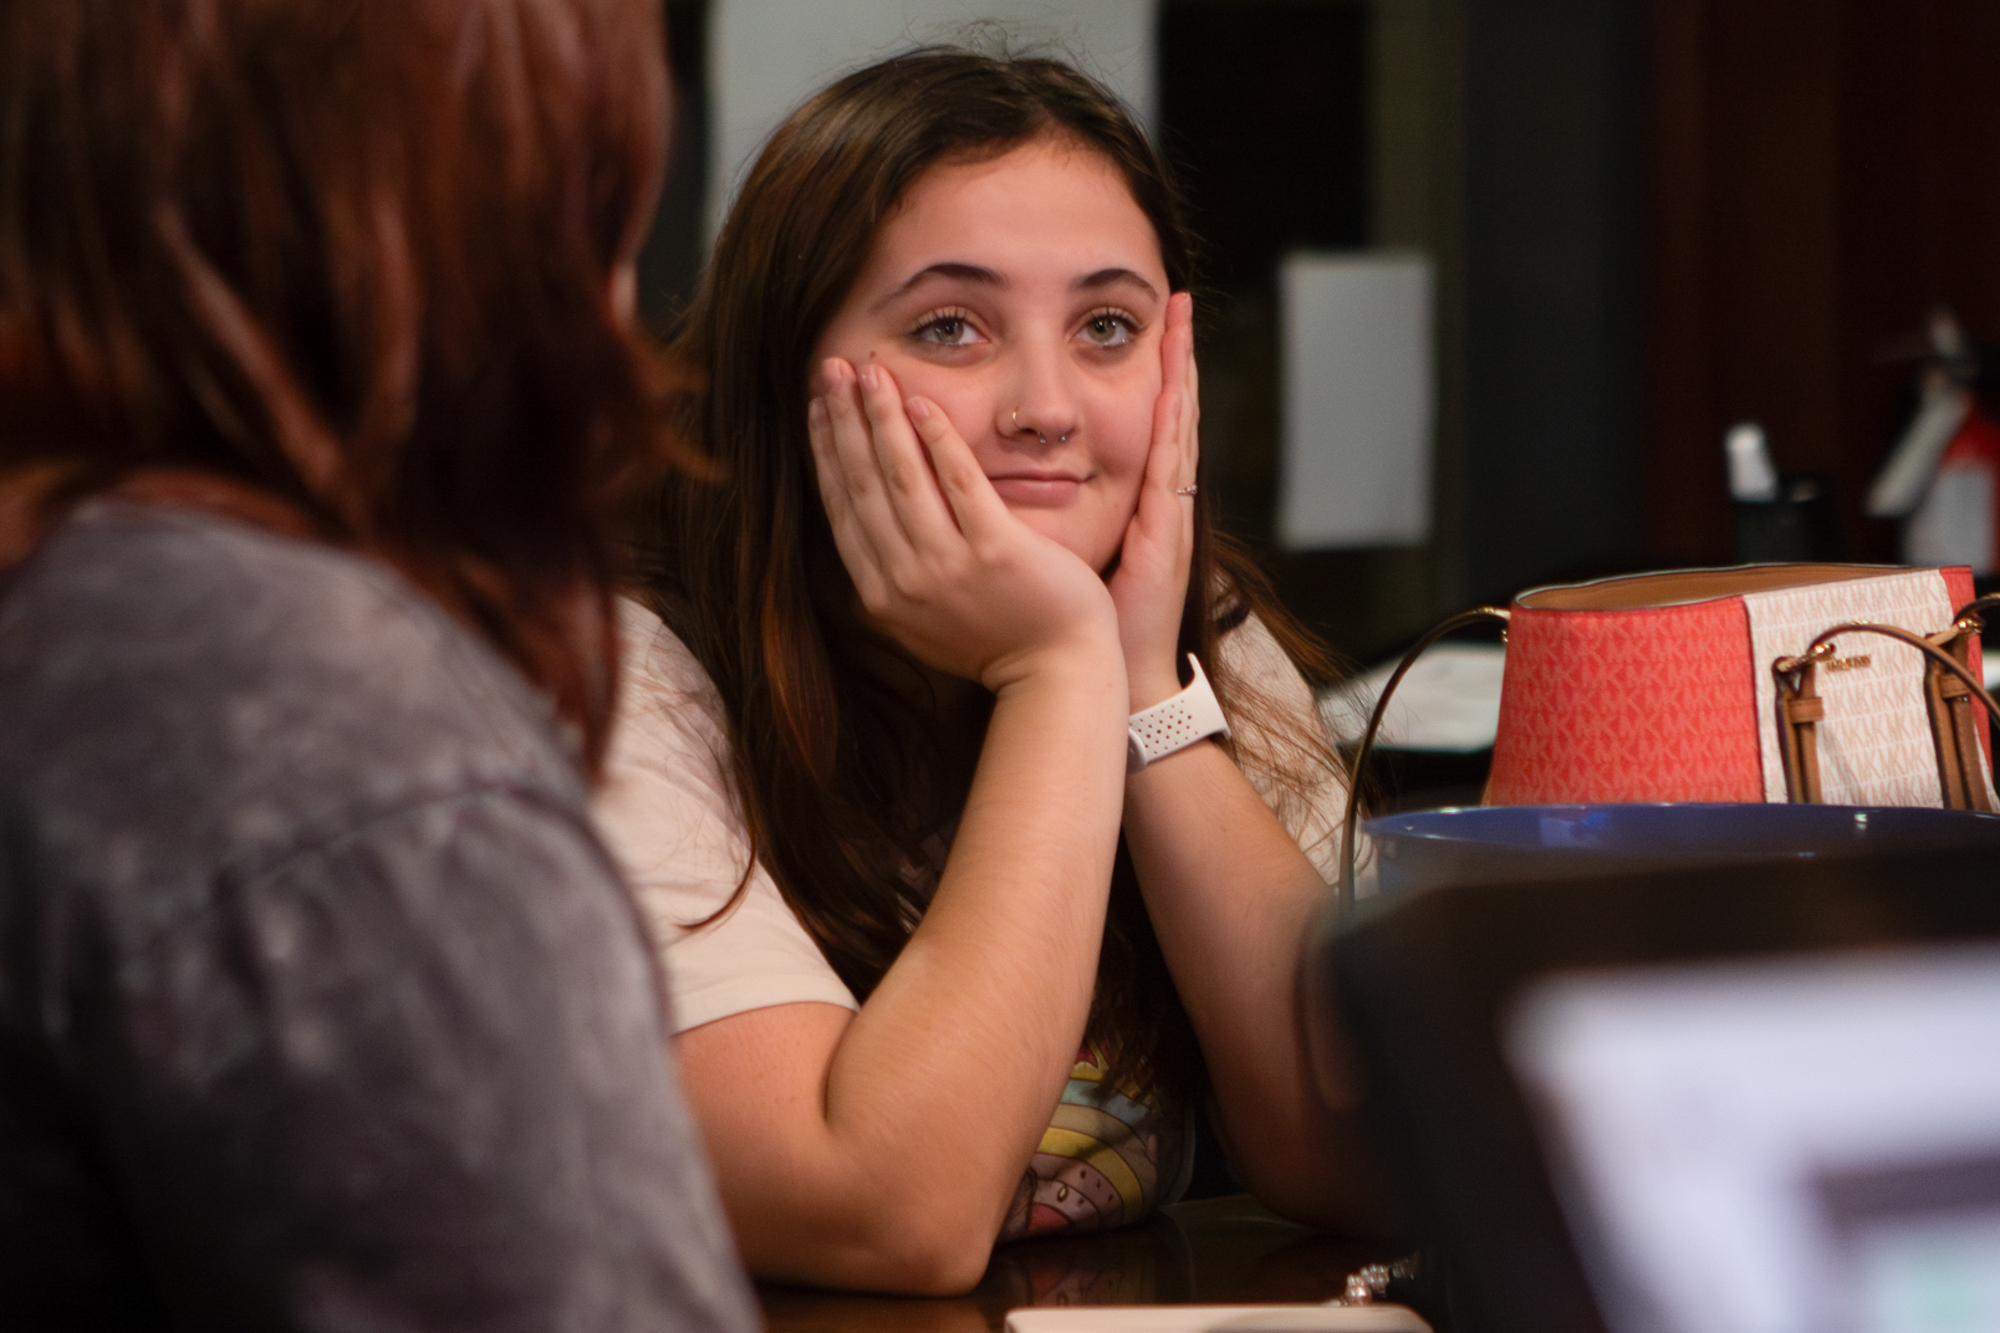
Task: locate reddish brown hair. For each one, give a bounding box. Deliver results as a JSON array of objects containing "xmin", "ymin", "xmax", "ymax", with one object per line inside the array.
[
  {"xmin": 639, "ymin": 49, "xmax": 1344, "ymax": 1100},
  {"xmin": 0, "ymin": 0, "xmax": 682, "ymax": 766}
]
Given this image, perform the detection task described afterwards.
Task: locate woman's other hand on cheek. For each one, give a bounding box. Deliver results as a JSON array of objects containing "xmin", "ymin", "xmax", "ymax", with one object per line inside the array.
[
  {"xmin": 808, "ymin": 357, "xmax": 1123, "ymax": 696},
  {"xmin": 1106, "ymin": 291, "xmax": 1199, "ymax": 710}
]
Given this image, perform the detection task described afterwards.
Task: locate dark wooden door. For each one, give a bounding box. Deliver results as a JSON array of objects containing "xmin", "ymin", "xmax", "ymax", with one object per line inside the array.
[{"xmin": 1646, "ymin": 0, "xmax": 2000, "ymax": 565}]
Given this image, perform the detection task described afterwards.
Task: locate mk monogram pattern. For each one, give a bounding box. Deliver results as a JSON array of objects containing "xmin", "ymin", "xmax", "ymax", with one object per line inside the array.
[
  {"xmin": 1487, "ymin": 566, "xmax": 1989, "ymax": 808},
  {"xmin": 1488, "ymin": 596, "xmax": 1764, "ymax": 804},
  {"xmin": 1744, "ymin": 568, "xmax": 1993, "ymax": 807}
]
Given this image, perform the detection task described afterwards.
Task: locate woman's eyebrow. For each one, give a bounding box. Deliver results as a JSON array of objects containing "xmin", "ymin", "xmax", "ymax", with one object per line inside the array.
[
  {"xmin": 871, "ymin": 262, "xmax": 1004, "ymax": 310},
  {"xmin": 1075, "ymin": 267, "xmax": 1159, "ymax": 299}
]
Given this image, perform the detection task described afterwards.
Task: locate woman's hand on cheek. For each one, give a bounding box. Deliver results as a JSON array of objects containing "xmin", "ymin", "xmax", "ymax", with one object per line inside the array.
[
  {"xmin": 808, "ymin": 357, "xmax": 1122, "ymax": 695},
  {"xmin": 1106, "ymin": 291, "xmax": 1200, "ymax": 711}
]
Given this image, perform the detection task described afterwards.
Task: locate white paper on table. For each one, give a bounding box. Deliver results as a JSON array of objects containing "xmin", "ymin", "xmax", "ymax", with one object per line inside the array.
[
  {"xmin": 710, "ymin": 0, "xmax": 1157, "ymax": 242},
  {"xmin": 1276, "ymin": 252, "xmax": 1434, "ymax": 550},
  {"xmin": 1006, "ymin": 1303, "xmax": 1431, "ymax": 1333},
  {"xmin": 1740, "ymin": 569, "xmax": 1994, "ymax": 806},
  {"xmin": 1320, "ymin": 643, "xmax": 1505, "ymax": 754}
]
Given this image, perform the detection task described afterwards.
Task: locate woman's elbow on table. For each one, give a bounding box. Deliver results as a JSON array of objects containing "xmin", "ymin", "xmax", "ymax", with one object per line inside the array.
[
  {"xmin": 745, "ymin": 1193, "xmax": 1001, "ymax": 1297},
  {"xmin": 678, "ymin": 1007, "xmax": 1013, "ymax": 1295},
  {"xmin": 1230, "ymin": 1125, "xmax": 1411, "ymax": 1240},
  {"xmin": 864, "ymin": 1221, "xmax": 1000, "ymax": 1298},
  {"xmin": 1205, "ymin": 1092, "xmax": 1410, "ymax": 1239}
]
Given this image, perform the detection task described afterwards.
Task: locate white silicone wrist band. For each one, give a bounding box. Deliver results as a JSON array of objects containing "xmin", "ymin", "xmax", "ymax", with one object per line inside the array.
[{"xmin": 1127, "ymin": 653, "xmax": 1230, "ymax": 773}]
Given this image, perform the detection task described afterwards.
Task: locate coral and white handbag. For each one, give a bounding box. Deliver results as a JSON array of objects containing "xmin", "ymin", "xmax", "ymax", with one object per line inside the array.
[{"xmin": 1338, "ymin": 564, "xmax": 2000, "ymax": 900}]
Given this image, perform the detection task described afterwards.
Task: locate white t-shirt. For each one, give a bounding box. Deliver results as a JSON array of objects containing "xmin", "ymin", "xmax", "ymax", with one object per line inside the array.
[
  {"xmin": 595, "ymin": 596, "xmax": 1347, "ymax": 1037},
  {"xmin": 594, "ymin": 596, "xmax": 1349, "ymax": 1237}
]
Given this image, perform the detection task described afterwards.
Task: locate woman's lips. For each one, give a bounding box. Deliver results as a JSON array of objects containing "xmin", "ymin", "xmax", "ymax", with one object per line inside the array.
[{"xmin": 988, "ymin": 473, "xmax": 1084, "ymax": 506}]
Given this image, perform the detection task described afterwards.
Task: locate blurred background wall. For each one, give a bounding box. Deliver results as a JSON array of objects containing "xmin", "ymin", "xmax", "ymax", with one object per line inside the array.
[
  {"xmin": 638, "ymin": 1, "xmax": 2000, "ymax": 667},
  {"xmin": 1645, "ymin": 1, "xmax": 2000, "ymax": 572}
]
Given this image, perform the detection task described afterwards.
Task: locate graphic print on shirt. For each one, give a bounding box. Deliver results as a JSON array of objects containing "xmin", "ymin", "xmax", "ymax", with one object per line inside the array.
[{"xmin": 999, "ymin": 1042, "xmax": 1191, "ymax": 1241}]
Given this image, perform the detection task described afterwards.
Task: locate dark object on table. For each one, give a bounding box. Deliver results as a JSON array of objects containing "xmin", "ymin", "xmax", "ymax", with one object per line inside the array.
[
  {"xmin": 1365, "ymin": 802, "xmax": 2000, "ymax": 896},
  {"xmin": 1733, "ymin": 475, "xmax": 1845, "ymax": 562},
  {"xmin": 1316, "ymin": 838, "xmax": 2000, "ymax": 1333}
]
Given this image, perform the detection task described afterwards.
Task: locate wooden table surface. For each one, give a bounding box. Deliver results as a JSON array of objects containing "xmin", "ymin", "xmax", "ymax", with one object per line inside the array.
[{"xmin": 757, "ymin": 1195, "xmax": 1426, "ymax": 1333}]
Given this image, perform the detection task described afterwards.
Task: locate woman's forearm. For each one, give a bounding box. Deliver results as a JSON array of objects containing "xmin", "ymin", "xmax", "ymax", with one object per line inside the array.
[
  {"xmin": 679, "ymin": 641, "xmax": 1129, "ymax": 1294},
  {"xmin": 1120, "ymin": 741, "xmax": 1403, "ymax": 1234},
  {"xmin": 832, "ymin": 651, "xmax": 1129, "ymax": 1211}
]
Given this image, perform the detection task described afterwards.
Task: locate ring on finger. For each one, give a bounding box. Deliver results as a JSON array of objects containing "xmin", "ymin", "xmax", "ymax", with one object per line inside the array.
[{"xmin": 1174, "ymin": 483, "xmax": 1199, "ymax": 497}]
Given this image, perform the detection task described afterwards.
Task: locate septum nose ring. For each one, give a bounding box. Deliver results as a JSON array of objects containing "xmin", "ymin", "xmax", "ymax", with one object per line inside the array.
[{"xmin": 1011, "ymin": 407, "xmax": 1071, "ymax": 446}]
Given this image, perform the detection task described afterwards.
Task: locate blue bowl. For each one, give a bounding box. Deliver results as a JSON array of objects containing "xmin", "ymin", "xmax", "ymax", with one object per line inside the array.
[{"xmin": 1363, "ymin": 803, "xmax": 2000, "ymax": 897}]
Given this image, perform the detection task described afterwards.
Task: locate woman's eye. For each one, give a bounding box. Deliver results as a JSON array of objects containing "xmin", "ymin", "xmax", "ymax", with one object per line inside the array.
[
  {"xmin": 1079, "ymin": 312, "xmax": 1137, "ymax": 348},
  {"xmin": 912, "ymin": 313, "xmax": 981, "ymax": 348}
]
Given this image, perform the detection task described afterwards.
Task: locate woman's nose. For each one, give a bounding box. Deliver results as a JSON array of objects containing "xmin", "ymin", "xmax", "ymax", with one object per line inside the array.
[{"xmin": 996, "ymin": 348, "xmax": 1081, "ymax": 448}]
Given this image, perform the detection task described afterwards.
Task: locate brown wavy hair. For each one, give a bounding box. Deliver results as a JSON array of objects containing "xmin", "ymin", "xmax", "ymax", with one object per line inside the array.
[
  {"xmin": 637, "ymin": 48, "xmax": 1344, "ymax": 1101},
  {"xmin": 0, "ymin": 0, "xmax": 683, "ymax": 767}
]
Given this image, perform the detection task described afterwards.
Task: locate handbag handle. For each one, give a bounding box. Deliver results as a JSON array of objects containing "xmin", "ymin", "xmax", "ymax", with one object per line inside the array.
[
  {"xmin": 1772, "ymin": 600, "xmax": 2000, "ymax": 808},
  {"xmin": 1956, "ymin": 593, "xmax": 2000, "ymax": 633},
  {"xmin": 1338, "ymin": 606, "xmax": 1513, "ymax": 916}
]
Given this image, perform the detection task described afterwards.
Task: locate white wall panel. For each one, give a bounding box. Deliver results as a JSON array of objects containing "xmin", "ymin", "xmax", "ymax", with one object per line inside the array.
[
  {"xmin": 1278, "ymin": 251, "xmax": 1436, "ymax": 550},
  {"xmin": 710, "ymin": 1, "xmax": 1156, "ymax": 242}
]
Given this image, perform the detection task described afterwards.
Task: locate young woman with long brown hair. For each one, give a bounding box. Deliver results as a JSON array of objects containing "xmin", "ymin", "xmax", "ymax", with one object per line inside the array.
[
  {"xmin": 600, "ymin": 48, "xmax": 1395, "ymax": 1295},
  {"xmin": 0, "ymin": 2, "xmax": 753, "ymax": 1327}
]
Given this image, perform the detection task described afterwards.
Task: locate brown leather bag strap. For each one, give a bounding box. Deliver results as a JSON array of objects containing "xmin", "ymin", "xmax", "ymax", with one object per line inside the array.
[
  {"xmin": 1925, "ymin": 625, "xmax": 1980, "ymax": 811},
  {"xmin": 1955, "ymin": 593, "xmax": 2000, "ymax": 627},
  {"xmin": 1773, "ymin": 619, "xmax": 2000, "ymax": 809},
  {"xmin": 1771, "ymin": 653, "xmax": 1826, "ymax": 804},
  {"xmin": 1338, "ymin": 606, "xmax": 1513, "ymax": 915},
  {"xmin": 1938, "ymin": 594, "xmax": 2000, "ymax": 812}
]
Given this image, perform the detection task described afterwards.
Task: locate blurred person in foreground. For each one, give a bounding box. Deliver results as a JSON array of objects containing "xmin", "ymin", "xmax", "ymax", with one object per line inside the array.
[{"xmin": 0, "ymin": 2, "xmax": 755, "ymax": 1329}]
